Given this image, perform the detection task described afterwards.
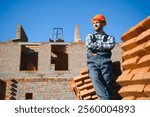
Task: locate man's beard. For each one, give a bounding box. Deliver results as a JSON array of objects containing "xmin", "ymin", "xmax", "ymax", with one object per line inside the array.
[{"xmin": 95, "ymin": 27, "xmax": 102, "ymax": 32}]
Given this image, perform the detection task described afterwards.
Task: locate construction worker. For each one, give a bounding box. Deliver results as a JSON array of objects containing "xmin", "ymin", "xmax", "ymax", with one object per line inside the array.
[{"xmin": 86, "ymin": 14, "xmax": 115, "ymax": 100}]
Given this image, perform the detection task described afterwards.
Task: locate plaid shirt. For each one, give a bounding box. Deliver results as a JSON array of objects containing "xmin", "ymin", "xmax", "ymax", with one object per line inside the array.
[{"xmin": 86, "ymin": 32, "xmax": 115, "ymax": 52}]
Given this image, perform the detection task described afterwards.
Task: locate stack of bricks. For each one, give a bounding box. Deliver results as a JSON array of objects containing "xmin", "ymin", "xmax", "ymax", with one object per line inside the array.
[
  {"xmin": 70, "ymin": 68, "xmax": 99, "ymax": 100},
  {"xmin": 116, "ymin": 16, "xmax": 150, "ymax": 100}
]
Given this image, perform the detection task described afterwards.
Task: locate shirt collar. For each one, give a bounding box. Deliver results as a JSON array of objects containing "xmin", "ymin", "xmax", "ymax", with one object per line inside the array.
[{"xmin": 94, "ymin": 31, "xmax": 106, "ymax": 35}]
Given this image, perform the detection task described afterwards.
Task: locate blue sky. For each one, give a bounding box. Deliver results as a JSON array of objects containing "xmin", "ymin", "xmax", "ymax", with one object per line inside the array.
[{"xmin": 0, "ymin": 0, "xmax": 150, "ymax": 42}]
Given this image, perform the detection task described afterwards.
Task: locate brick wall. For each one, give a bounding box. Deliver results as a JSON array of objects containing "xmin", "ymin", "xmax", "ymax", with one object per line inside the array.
[
  {"xmin": 68, "ymin": 42, "xmax": 87, "ymax": 76},
  {"xmin": 116, "ymin": 16, "xmax": 150, "ymax": 100},
  {"xmin": 38, "ymin": 44, "xmax": 51, "ymax": 72},
  {"xmin": 0, "ymin": 42, "xmax": 21, "ymax": 73},
  {"xmin": 0, "ymin": 41, "xmax": 122, "ymax": 100},
  {"xmin": 5, "ymin": 78, "xmax": 75, "ymax": 100}
]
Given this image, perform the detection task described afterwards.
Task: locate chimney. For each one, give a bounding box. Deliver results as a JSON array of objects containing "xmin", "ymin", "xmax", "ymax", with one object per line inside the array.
[
  {"xmin": 74, "ymin": 25, "xmax": 82, "ymax": 43},
  {"xmin": 16, "ymin": 25, "xmax": 28, "ymax": 42}
]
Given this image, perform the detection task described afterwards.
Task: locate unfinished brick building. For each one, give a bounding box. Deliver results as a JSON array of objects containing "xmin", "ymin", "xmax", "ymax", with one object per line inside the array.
[{"xmin": 0, "ymin": 24, "xmax": 122, "ymax": 100}]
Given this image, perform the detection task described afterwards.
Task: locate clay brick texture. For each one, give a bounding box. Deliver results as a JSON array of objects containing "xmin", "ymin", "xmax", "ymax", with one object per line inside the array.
[
  {"xmin": 117, "ymin": 16, "xmax": 150, "ymax": 100},
  {"xmin": 5, "ymin": 78, "xmax": 75, "ymax": 100},
  {"xmin": 70, "ymin": 68, "xmax": 99, "ymax": 100}
]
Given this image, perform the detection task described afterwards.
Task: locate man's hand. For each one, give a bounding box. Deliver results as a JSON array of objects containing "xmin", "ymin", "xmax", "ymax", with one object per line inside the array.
[{"xmin": 93, "ymin": 42, "xmax": 96, "ymax": 45}]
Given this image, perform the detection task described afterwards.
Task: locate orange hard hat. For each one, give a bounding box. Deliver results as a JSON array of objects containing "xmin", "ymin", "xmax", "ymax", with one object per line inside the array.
[{"xmin": 91, "ymin": 14, "xmax": 107, "ymax": 26}]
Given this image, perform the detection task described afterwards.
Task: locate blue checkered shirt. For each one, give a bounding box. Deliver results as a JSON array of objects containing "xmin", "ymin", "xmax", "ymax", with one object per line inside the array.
[{"xmin": 86, "ymin": 32, "xmax": 115, "ymax": 52}]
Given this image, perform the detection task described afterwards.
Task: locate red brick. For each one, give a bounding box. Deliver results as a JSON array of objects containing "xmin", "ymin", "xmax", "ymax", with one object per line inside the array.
[
  {"xmin": 117, "ymin": 67, "xmax": 150, "ymax": 85},
  {"xmin": 121, "ymin": 69, "xmax": 132, "ymax": 76},
  {"xmin": 74, "ymin": 74, "xmax": 89, "ymax": 82},
  {"xmin": 136, "ymin": 29, "xmax": 150, "ymax": 44},
  {"xmin": 132, "ymin": 72, "xmax": 150, "ymax": 84},
  {"xmin": 141, "ymin": 16, "xmax": 150, "ymax": 30},
  {"xmin": 144, "ymin": 85, "xmax": 150, "ymax": 96},
  {"xmin": 80, "ymin": 68, "xmax": 88, "ymax": 75},
  {"xmin": 121, "ymin": 16, "xmax": 150, "ymax": 42},
  {"xmin": 121, "ymin": 37, "xmax": 137, "ymax": 51},
  {"xmin": 130, "ymin": 43, "xmax": 147, "ymax": 57},
  {"xmin": 83, "ymin": 95, "xmax": 91, "ymax": 100},
  {"xmin": 135, "ymin": 97, "xmax": 150, "ymax": 100},
  {"xmin": 84, "ymin": 78, "xmax": 92, "ymax": 84},
  {"xmin": 116, "ymin": 73, "xmax": 134, "ymax": 86},
  {"xmin": 144, "ymin": 39, "xmax": 150, "ymax": 53},
  {"xmin": 122, "ymin": 56, "xmax": 140, "ymax": 70},
  {"xmin": 121, "ymin": 29, "xmax": 138, "ymax": 42},
  {"xmin": 91, "ymin": 95, "xmax": 99, "ymax": 100},
  {"xmin": 82, "ymin": 94, "xmax": 99, "ymax": 100},
  {"xmin": 122, "ymin": 50, "xmax": 132, "ymax": 60},
  {"xmin": 130, "ymin": 66, "xmax": 150, "ymax": 74},
  {"xmin": 121, "ymin": 22, "xmax": 145, "ymax": 42},
  {"xmin": 122, "ymin": 96, "xmax": 135, "ymax": 100},
  {"xmin": 119, "ymin": 84, "xmax": 146, "ymax": 97},
  {"xmin": 77, "ymin": 94, "xmax": 81, "ymax": 100},
  {"xmin": 132, "ymin": 23, "xmax": 146, "ymax": 34},
  {"xmin": 122, "ymin": 43, "xmax": 147, "ymax": 60},
  {"xmin": 78, "ymin": 82, "xmax": 93, "ymax": 91},
  {"xmin": 75, "ymin": 81, "xmax": 84, "ymax": 87},
  {"xmin": 80, "ymin": 88, "xmax": 96, "ymax": 97},
  {"xmin": 138, "ymin": 54, "xmax": 150, "ymax": 67},
  {"xmin": 69, "ymin": 80, "xmax": 75, "ymax": 90}
]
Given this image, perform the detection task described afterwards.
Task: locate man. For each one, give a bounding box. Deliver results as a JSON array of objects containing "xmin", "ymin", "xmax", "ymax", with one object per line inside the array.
[{"xmin": 86, "ymin": 14, "xmax": 115, "ymax": 100}]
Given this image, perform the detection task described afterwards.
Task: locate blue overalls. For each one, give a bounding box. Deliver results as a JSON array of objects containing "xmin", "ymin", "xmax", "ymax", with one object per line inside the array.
[{"xmin": 87, "ymin": 45, "xmax": 113, "ymax": 100}]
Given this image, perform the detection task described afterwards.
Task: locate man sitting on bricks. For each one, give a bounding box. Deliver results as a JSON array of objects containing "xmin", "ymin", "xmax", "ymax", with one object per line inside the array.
[{"xmin": 86, "ymin": 14, "xmax": 115, "ymax": 100}]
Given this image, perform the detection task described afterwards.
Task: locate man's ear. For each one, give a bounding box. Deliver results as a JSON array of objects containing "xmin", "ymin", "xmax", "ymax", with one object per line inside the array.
[{"xmin": 102, "ymin": 21, "xmax": 106, "ymax": 26}]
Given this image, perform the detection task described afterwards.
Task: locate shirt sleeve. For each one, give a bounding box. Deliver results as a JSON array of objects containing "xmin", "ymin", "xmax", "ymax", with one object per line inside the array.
[
  {"xmin": 86, "ymin": 33, "xmax": 115, "ymax": 52},
  {"xmin": 101, "ymin": 35, "xmax": 115, "ymax": 50},
  {"xmin": 86, "ymin": 34, "xmax": 98, "ymax": 51}
]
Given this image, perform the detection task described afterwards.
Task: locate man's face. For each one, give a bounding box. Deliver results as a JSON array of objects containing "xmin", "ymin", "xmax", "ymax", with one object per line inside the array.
[{"xmin": 93, "ymin": 21, "xmax": 103, "ymax": 32}]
